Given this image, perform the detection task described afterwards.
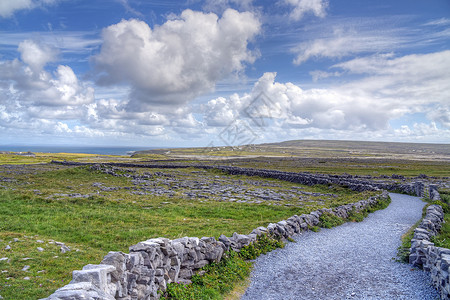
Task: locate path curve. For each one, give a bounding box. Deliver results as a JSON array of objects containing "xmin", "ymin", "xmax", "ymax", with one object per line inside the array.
[{"xmin": 241, "ymin": 193, "xmax": 439, "ymax": 300}]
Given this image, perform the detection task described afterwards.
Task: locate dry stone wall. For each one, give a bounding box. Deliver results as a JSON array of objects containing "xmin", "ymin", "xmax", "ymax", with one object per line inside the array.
[
  {"xmin": 409, "ymin": 193, "xmax": 449, "ymax": 299},
  {"xmin": 52, "ymin": 161, "xmax": 429, "ymax": 196},
  {"xmin": 43, "ymin": 191, "xmax": 389, "ymax": 300}
]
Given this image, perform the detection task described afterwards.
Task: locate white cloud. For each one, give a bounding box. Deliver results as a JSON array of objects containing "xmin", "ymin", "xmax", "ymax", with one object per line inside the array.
[
  {"xmin": 0, "ymin": 31, "xmax": 102, "ymax": 57},
  {"xmin": 203, "ymin": 96, "xmax": 242, "ymax": 126},
  {"xmin": 0, "ymin": 39, "xmax": 95, "ymax": 136},
  {"xmin": 292, "ymin": 28, "xmax": 401, "ymax": 65},
  {"xmin": 201, "ymin": 50, "xmax": 450, "ymax": 142},
  {"xmin": 333, "ymin": 51, "xmax": 450, "ymax": 106},
  {"xmin": 18, "ymin": 39, "xmax": 59, "ymax": 73},
  {"xmin": 427, "ymin": 106, "xmax": 450, "ymax": 129},
  {"xmin": 93, "ymin": 8, "xmax": 261, "ymax": 108},
  {"xmin": 424, "ymin": 18, "xmax": 450, "ymax": 26},
  {"xmin": 0, "ymin": 0, "xmax": 61, "ymax": 18},
  {"xmin": 0, "ymin": 0, "xmax": 32, "ymax": 18},
  {"xmin": 285, "ymin": 0, "xmax": 327, "ymax": 21},
  {"xmin": 289, "ymin": 15, "xmax": 450, "ymax": 66}
]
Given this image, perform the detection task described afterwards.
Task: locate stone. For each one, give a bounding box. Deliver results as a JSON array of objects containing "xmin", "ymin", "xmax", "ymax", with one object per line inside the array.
[
  {"xmin": 218, "ymin": 234, "xmax": 231, "ymax": 250},
  {"xmin": 4, "ymin": 245, "xmax": 11, "ymax": 251},
  {"xmin": 178, "ymin": 268, "xmax": 193, "ymax": 279},
  {"xmin": 37, "ymin": 247, "xmax": 44, "ymax": 252},
  {"xmin": 43, "ymin": 282, "xmax": 115, "ymax": 300},
  {"xmin": 0, "ymin": 258, "xmax": 7, "ymax": 262},
  {"xmin": 101, "ymin": 252, "xmax": 125, "ymax": 276},
  {"xmin": 23, "ymin": 277, "xmax": 30, "ymax": 280},
  {"xmin": 71, "ymin": 264, "xmax": 116, "ymax": 296},
  {"xmin": 60, "ymin": 245, "xmax": 71, "ymax": 253},
  {"xmin": 22, "ymin": 265, "xmax": 30, "ymax": 271},
  {"xmin": 193, "ymin": 260, "xmax": 209, "ymax": 269}
]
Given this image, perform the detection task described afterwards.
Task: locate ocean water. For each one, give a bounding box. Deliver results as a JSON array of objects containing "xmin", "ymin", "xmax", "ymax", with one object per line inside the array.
[{"xmin": 0, "ymin": 145, "xmax": 159, "ymax": 155}]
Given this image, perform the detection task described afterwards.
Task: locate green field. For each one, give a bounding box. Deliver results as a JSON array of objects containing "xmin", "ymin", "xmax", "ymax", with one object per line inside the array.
[{"xmin": 0, "ymin": 140, "xmax": 448, "ymax": 299}]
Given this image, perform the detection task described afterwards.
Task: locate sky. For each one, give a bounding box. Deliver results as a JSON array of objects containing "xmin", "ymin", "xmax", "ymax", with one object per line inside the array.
[{"xmin": 0, "ymin": 0, "xmax": 449, "ymax": 148}]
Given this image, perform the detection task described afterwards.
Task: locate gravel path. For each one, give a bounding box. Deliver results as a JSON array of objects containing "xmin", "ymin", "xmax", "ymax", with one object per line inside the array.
[{"xmin": 242, "ymin": 193, "xmax": 439, "ymax": 300}]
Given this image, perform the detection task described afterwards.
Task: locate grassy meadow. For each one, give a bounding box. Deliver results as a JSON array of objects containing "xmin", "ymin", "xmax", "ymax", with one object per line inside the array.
[{"xmin": 0, "ymin": 140, "xmax": 448, "ymax": 299}]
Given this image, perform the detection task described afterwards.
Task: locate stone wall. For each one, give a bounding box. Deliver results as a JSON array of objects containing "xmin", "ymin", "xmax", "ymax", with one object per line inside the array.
[
  {"xmin": 429, "ymin": 184, "xmax": 442, "ymax": 202},
  {"xmin": 52, "ymin": 161, "xmax": 428, "ymax": 196},
  {"xmin": 409, "ymin": 199, "xmax": 449, "ymax": 299},
  {"xmin": 43, "ymin": 191, "xmax": 389, "ymax": 300}
]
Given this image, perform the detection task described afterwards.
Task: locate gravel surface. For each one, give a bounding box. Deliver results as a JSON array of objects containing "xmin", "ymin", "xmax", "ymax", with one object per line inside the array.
[{"xmin": 242, "ymin": 193, "xmax": 439, "ymax": 300}]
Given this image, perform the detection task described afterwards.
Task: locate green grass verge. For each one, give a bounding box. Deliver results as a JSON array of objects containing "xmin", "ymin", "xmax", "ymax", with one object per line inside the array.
[
  {"xmin": 430, "ymin": 191, "xmax": 450, "ymax": 249},
  {"xmin": 397, "ymin": 191, "xmax": 450, "ymax": 263},
  {"xmin": 319, "ymin": 195, "xmax": 392, "ymax": 229},
  {"xmin": 163, "ymin": 235, "xmax": 283, "ymax": 299},
  {"xmin": 164, "ymin": 194, "xmax": 391, "ymax": 300}
]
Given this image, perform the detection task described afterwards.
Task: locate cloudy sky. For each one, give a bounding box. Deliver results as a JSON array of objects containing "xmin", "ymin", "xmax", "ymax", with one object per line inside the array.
[{"xmin": 0, "ymin": 0, "xmax": 449, "ymax": 148}]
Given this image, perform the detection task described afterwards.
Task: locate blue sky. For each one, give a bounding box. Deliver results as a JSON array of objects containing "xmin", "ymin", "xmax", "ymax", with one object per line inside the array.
[{"xmin": 0, "ymin": 0, "xmax": 449, "ymax": 147}]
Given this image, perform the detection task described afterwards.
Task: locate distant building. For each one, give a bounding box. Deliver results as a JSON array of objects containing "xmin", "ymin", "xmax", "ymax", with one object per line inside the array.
[{"xmin": 12, "ymin": 151, "xmax": 36, "ymax": 157}]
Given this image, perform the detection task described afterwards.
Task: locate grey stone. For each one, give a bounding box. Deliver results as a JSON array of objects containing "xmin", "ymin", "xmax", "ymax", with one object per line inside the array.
[
  {"xmin": 71, "ymin": 264, "xmax": 116, "ymax": 296},
  {"xmin": 193, "ymin": 260, "xmax": 209, "ymax": 269},
  {"xmin": 42, "ymin": 282, "xmax": 115, "ymax": 300}
]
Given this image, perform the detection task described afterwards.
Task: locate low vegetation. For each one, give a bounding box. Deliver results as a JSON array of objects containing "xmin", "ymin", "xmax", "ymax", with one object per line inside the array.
[
  {"xmin": 430, "ymin": 191, "xmax": 450, "ymax": 249},
  {"xmin": 397, "ymin": 190, "xmax": 450, "ymax": 263},
  {"xmin": 0, "ymin": 140, "xmax": 448, "ymax": 299},
  {"xmin": 164, "ymin": 235, "xmax": 283, "ymax": 299},
  {"xmin": 0, "ymin": 162, "xmax": 377, "ymax": 299}
]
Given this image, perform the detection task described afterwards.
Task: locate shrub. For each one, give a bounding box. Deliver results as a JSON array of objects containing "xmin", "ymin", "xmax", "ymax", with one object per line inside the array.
[{"xmin": 319, "ymin": 212, "xmax": 344, "ymax": 228}]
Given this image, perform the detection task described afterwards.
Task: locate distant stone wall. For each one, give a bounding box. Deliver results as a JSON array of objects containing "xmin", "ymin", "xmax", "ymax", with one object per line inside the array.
[
  {"xmin": 52, "ymin": 161, "xmax": 428, "ymax": 196},
  {"xmin": 43, "ymin": 191, "xmax": 389, "ymax": 300},
  {"xmin": 409, "ymin": 198, "xmax": 449, "ymax": 299}
]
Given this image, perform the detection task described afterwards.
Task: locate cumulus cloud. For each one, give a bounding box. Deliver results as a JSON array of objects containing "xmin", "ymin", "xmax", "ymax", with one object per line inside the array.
[
  {"xmin": 0, "ymin": 39, "xmax": 95, "ymax": 140},
  {"xmin": 93, "ymin": 9, "xmax": 261, "ymax": 108},
  {"xmin": 285, "ymin": 0, "xmax": 328, "ymax": 21},
  {"xmin": 18, "ymin": 39, "xmax": 59, "ymax": 73},
  {"xmin": 202, "ymin": 50, "xmax": 450, "ymax": 142},
  {"xmin": 0, "ymin": 58, "xmax": 94, "ymax": 107}
]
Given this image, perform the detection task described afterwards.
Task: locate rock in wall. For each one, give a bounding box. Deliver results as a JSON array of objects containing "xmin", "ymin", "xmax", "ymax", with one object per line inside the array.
[{"xmin": 409, "ymin": 202, "xmax": 449, "ymax": 299}]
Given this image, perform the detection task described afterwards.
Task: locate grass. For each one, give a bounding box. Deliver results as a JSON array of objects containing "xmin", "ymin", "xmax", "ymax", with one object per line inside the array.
[
  {"xmin": 0, "ymin": 142, "xmax": 446, "ymax": 299},
  {"xmin": 163, "ymin": 195, "xmax": 391, "ymax": 300},
  {"xmin": 397, "ymin": 190, "xmax": 450, "ymax": 263},
  {"xmin": 0, "ymin": 164, "xmax": 379, "ymax": 299},
  {"xmin": 318, "ymin": 195, "xmax": 392, "ymax": 229},
  {"xmin": 163, "ymin": 235, "xmax": 283, "ymax": 299},
  {"xmin": 430, "ymin": 191, "xmax": 450, "ymax": 249},
  {"xmin": 318, "ymin": 212, "xmax": 345, "ymax": 228}
]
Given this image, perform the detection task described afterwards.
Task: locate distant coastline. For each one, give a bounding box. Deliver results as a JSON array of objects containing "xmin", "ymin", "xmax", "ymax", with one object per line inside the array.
[{"xmin": 0, "ymin": 145, "xmax": 161, "ymax": 155}]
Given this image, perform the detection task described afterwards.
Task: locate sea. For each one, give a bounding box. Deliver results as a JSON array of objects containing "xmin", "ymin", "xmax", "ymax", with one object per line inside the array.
[{"xmin": 0, "ymin": 145, "xmax": 161, "ymax": 156}]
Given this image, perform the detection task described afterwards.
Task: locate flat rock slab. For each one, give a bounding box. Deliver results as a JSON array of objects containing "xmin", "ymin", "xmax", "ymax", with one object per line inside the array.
[{"xmin": 242, "ymin": 193, "xmax": 439, "ymax": 300}]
